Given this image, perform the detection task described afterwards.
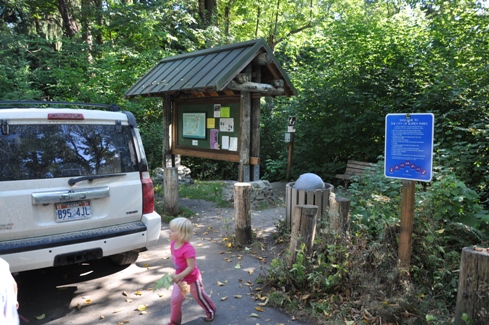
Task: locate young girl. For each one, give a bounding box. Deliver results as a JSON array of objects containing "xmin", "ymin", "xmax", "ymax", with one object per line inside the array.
[
  {"xmin": 168, "ymin": 217, "xmax": 216, "ymax": 324},
  {"xmin": 0, "ymin": 258, "xmax": 19, "ymax": 325}
]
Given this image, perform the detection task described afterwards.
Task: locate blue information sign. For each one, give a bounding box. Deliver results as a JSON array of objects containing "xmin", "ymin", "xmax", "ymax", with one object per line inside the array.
[{"xmin": 385, "ymin": 113, "xmax": 434, "ymax": 182}]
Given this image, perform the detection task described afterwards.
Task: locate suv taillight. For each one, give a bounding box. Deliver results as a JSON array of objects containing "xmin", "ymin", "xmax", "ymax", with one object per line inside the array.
[{"xmin": 141, "ymin": 171, "xmax": 155, "ymax": 214}]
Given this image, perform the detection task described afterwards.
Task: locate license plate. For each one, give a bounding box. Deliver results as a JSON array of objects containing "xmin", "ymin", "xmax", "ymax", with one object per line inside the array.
[{"xmin": 55, "ymin": 201, "xmax": 92, "ymax": 222}]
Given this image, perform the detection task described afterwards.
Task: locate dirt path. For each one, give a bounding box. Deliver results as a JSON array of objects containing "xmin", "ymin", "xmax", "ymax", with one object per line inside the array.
[{"xmin": 178, "ymin": 182, "xmax": 289, "ymax": 262}]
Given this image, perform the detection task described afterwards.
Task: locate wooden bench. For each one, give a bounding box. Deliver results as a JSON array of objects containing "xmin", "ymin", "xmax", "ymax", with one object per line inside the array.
[{"xmin": 335, "ymin": 160, "xmax": 376, "ymax": 187}]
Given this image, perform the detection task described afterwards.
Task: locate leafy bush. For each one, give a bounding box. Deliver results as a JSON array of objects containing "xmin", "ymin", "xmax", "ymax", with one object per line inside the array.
[{"xmin": 182, "ymin": 157, "xmax": 238, "ymax": 181}]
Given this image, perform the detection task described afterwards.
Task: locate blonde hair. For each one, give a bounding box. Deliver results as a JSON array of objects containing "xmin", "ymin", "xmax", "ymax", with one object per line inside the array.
[{"xmin": 169, "ymin": 217, "xmax": 193, "ymax": 242}]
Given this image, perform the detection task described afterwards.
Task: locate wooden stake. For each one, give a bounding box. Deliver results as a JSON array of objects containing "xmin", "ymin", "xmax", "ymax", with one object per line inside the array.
[
  {"xmin": 234, "ymin": 182, "xmax": 252, "ymax": 245},
  {"xmin": 288, "ymin": 205, "xmax": 318, "ymax": 266},
  {"xmin": 398, "ymin": 180, "xmax": 415, "ymax": 267}
]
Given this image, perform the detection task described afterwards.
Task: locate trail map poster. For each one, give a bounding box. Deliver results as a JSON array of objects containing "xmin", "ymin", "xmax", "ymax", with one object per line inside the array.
[{"xmin": 182, "ymin": 113, "xmax": 206, "ymax": 139}]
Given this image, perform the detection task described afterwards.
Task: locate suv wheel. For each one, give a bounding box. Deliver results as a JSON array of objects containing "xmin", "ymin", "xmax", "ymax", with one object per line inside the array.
[{"xmin": 109, "ymin": 251, "xmax": 140, "ymax": 266}]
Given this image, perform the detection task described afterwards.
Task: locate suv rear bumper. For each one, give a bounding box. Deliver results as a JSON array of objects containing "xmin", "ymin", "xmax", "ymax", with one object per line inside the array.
[{"xmin": 0, "ymin": 212, "xmax": 161, "ymax": 273}]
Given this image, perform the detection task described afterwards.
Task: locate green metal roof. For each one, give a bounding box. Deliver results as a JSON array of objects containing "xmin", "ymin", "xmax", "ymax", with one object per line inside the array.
[{"xmin": 125, "ymin": 39, "xmax": 296, "ymax": 98}]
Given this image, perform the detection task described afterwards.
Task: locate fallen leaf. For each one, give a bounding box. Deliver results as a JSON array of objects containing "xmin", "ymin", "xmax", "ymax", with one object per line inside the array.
[
  {"xmin": 221, "ymin": 297, "xmax": 228, "ymax": 301},
  {"xmin": 255, "ymin": 306, "xmax": 264, "ymax": 312},
  {"xmin": 99, "ymin": 315, "xmax": 105, "ymax": 319},
  {"xmin": 234, "ymin": 295, "xmax": 242, "ymax": 299},
  {"xmin": 35, "ymin": 314, "xmax": 46, "ymax": 320},
  {"xmin": 122, "ymin": 291, "xmax": 128, "ymax": 296},
  {"xmin": 85, "ymin": 299, "xmax": 92, "ymax": 304},
  {"xmin": 137, "ymin": 305, "xmax": 147, "ymax": 311},
  {"xmin": 113, "ymin": 308, "xmax": 124, "ymax": 313},
  {"xmin": 248, "ymin": 270, "xmax": 254, "ymax": 275},
  {"xmin": 217, "ymin": 281, "xmax": 225, "ymax": 286},
  {"xmin": 126, "ymin": 299, "xmax": 133, "ymax": 303},
  {"xmin": 235, "ymin": 263, "xmax": 241, "ymax": 269},
  {"xmin": 139, "ymin": 311, "xmax": 147, "ymax": 315},
  {"xmin": 301, "ymin": 294, "xmax": 311, "ymax": 301},
  {"xmin": 76, "ymin": 303, "xmax": 82, "ymax": 310},
  {"xmin": 258, "ymin": 298, "xmax": 269, "ymax": 306},
  {"xmin": 177, "ymin": 282, "xmax": 189, "ymax": 298},
  {"xmin": 134, "ymin": 291, "xmax": 142, "ymax": 296},
  {"xmin": 249, "ymin": 313, "xmax": 260, "ymax": 318}
]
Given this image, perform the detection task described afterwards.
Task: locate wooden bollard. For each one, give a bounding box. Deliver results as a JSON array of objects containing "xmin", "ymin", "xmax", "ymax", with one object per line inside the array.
[
  {"xmin": 455, "ymin": 247, "xmax": 489, "ymax": 324},
  {"xmin": 328, "ymin": 192, "xmax": 350, "ymax": 234},
  {"xmin": 163, "ymin": 167, "xmax": 179, "ymax": 216},
  {"xmin": 234, "ymin": 182, "xmax": 252, "ymax": 246},
  {"xmin": 288, "ymin": 205, "xmax": 318, "ymax": 266}
]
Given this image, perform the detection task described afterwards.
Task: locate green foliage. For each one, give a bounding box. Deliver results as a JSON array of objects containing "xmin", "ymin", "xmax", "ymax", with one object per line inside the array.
[
  {"xmin": 418, "ymin": 166, "xmax": 489, "ymax": 232},
  {"xmin": 182, "ymin": 157, "xmax": 238, "ymax": 181},
  {"xmin": 339, "ymin": 161, "xmax": 403, "ymax": 240},
  {"xmin": 178, "ymin": 180, "xmax": 231, "ymax": 208},
  {"xmin": 262, "ymin": 157, "xmax": 287, "ymax": 181}
]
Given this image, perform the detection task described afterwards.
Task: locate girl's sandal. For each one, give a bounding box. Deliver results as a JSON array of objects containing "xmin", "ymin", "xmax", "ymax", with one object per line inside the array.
[{"xmin": 203, "ymin": 315, "xmax": 214, "ymax": 322}]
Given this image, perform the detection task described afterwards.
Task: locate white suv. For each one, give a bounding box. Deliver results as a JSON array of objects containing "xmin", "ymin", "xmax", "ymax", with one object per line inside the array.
[{"xmin": 0, "ymin": 101, "xmax": 161, "ymax": 273}]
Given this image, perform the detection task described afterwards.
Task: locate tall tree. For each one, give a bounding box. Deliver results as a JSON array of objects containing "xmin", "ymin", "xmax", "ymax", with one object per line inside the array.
[{"xmin": 57, "ymin": 0, "xmax": 79, "ymax": 37}]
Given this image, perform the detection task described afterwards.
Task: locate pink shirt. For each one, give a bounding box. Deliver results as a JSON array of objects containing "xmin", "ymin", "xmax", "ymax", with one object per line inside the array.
[{"xmin": 170, "ymin": 241, "xmax": 200, "ymax": 283}]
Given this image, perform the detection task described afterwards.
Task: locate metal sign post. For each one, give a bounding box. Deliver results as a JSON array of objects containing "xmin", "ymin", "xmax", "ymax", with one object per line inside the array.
[
  {"xmin": 385, "ymin": 113, "xmax": 434, "ymax": 268},
  {"xmin": 286, "ymin": 116, "xmax": 296, "ymax": 180}
]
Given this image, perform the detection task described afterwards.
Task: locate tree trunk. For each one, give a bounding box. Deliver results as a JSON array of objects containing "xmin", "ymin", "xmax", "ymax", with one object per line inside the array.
[
  {"xmin": 57, "ymin": 0, "xmax": 80, "ymax": 38},
  {"xmin": 198, "ymin": 0, "xmax": 217, "ymax": 28}
]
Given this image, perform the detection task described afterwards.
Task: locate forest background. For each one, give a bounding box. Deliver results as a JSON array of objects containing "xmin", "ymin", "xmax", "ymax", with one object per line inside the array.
[{"xmin": 1, "ymin": 0, "xmax": 489, "ymax": 323}]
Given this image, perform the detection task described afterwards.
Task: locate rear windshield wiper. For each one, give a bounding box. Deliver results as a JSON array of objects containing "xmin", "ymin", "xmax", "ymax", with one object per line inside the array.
[{"xmin": 68, "ymin": 173, "xmax": 127, "ymax": 186}]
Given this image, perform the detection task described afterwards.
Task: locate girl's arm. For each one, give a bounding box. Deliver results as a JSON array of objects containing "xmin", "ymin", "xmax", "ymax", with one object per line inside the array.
[{"xmin": 172, "ymin": 257, "xmax": 195, "ymax": 283}]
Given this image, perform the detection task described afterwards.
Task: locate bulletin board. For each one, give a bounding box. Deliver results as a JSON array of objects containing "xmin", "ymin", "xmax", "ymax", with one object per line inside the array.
[{"xmin": 172, "ymin": 99, "xmax": 241, "ymax": 162}]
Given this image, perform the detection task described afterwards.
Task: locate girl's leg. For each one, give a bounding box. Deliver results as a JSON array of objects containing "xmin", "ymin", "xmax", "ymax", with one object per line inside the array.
[
  {"xmin": 169, "ymin": 283, "xmax": 184, "ymax": 325},
  {"xmin": 189, "ymin": 278, "xmax": 216, "ymax": 319}
]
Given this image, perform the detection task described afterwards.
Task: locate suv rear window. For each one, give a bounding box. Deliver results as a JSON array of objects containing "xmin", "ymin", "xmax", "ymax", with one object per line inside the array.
[{"xmin": 0, "ymin": 124, "xmax": 138, "ymax": 181}]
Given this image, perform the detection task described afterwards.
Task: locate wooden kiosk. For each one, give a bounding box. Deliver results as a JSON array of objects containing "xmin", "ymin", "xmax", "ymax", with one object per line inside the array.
[{"xmin": 125, "ymin": 38, "xmax": 296, "ymax": 182}]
